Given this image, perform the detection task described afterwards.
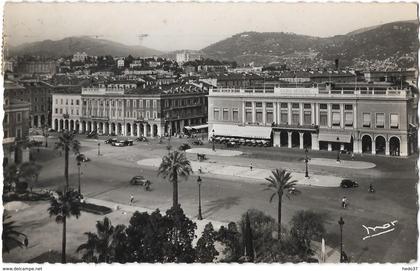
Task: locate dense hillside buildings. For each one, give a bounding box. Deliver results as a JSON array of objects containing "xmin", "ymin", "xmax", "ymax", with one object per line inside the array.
[
  {"xmin": 208, "ymin": 83, "xmax": 417, "ymax": 156},
  {"xmin": 17, "ymin": 60, "xmax": 57, "ymax": 75},
  {"xmin": 52, "ymin": 83, "xmax": 208, "ymax": 137}
]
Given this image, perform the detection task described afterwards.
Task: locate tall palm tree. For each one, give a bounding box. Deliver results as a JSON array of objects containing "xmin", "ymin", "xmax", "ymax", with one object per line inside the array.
[
  {"xmin": 48, "ymin": 189, "xmax": 82, "ymax": 263},
  {"xmin": 2, "ymin": 212, "xmax": 27, "ymax": 253},
  {"xmin": 55, "ymin": 130, "xmax": 80, "ymax": 190},
  {"xmin": 77, "ymin": 217, "xmax": 127, "ymax": 263},
  {"xmin": 158, "ymin": 150, "xmax": 193, "ymax": 207},
  {"xmin": 264, "ymin": 169, "xmax": 298, "ymax": 238}
]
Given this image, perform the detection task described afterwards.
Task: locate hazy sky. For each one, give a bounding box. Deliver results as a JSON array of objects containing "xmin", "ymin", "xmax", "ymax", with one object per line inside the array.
[{"xmin": 4, "ymin": 2, "xmax": 418, "ymax": 51}]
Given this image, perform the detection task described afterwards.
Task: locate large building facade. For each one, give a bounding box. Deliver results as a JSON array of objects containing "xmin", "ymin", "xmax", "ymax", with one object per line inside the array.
[
  {"xmin": 52, "ymin": 84, "xmax": 208, "ymax": 137},
  {"xmin": 208, "ymin": 84, "xmax": 417, "ymax": 157}
]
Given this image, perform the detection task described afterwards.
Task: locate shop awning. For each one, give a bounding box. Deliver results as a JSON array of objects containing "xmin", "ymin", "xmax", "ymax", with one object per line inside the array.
[
  {"xmin": 212, "ymin": 124, "xmax": 272, "ymax": 139},
  {"xmin": 318, "ymin": 132, "xmax": 352, "ymax": 143}
]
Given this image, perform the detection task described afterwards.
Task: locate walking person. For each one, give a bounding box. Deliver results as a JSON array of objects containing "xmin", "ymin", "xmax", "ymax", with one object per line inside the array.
[
  {"xmin": 341, "ymin": 196, "xmax": 348, "ymax": 209},
  {"xmin": 130, "ymin": 194, "xmax": 134, "ymax": 206},
  {"xmin": 250, "ymin": 162, "xmax": 253, "ymax": 171}
]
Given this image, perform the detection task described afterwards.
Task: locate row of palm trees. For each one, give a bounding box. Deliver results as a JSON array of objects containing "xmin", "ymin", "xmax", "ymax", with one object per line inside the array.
[{"xmin": 158, "ymin": 149, "xmax": 298, "ymax": 239}]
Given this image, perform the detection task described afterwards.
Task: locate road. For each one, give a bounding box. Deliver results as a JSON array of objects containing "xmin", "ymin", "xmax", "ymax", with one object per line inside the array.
[{"xmin": 8, "ymin": 134, "xmax": 418, "ymax": 263}]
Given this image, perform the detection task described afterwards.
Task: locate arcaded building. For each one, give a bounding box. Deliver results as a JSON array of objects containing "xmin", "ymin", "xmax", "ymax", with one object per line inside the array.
[
  {"xmin": 52, "ymin": 83, "xmax": 208, "ymax": 137},
  {"xmin": 208, "ymin": 83, "xmax": 417, "ymax": 157}
]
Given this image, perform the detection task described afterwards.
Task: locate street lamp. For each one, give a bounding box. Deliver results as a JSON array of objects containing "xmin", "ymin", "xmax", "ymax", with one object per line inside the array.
[
  {"xmin": 211, "ymin": 129, "xmax": 215, "ymax": 151},
  {"xmin": 97, "ymin": 142, "xmax": 101, "ymax": 156},
  {"xmin": 77, "ymin": 160, "xmax": 81, "ymax": 194},
  {"xmin": 338, "ymin": 217, "xmax": 345, "ymax": 263},
  {"xmin": 304, "ymin": 148, "xmax": 309, "ymax": 178},
  {"xmin": 197, "ymin": 176, "xmax": 203, "ymax": 220}
]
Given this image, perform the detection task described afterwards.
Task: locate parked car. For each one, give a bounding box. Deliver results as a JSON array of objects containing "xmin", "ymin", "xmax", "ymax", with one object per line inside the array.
[
  {"xmin": 136, "ymin": 136, "xmax": 148, "ymax": 142},
  {"xmin": 130, "ymin": 176, "xmax": 152, "ymax": 191},
  {"xmin": 340, "ymin": 179, "xmax": 359, "ymax": 188},
  {"xmin": 105, "ymin": 138, "xmax": 117, "ymax": 144},
  {"xmin": 112, "ymin": 140, "xmax": 126, "ymax": 147},
  {"xmin": 124, "ymin": 140, "xmax": 134, "ymax": 146},
  {"xmin": 76, "ymin": 154, "xmax": 90, "ymax": 162}
]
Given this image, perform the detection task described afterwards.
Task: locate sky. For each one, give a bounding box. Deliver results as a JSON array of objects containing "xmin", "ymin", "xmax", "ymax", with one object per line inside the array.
[{"xmin": 3, "ymin": 2, "xmax": 418, "ymax": 52}]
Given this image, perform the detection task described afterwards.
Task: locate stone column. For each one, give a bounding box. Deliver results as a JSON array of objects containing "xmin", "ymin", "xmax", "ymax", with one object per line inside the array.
[
  {"xmin": 52, "ymin": 118, "xmax": 56, "ymax": 130},
  {"xmin": 143, "ymin": 124, "xmax": 147, "ymax": 137},
  {"xmin": 311, "ymin": 103, "xmax": 315, "ymax": 125},
  {"xmin": 340, "ymin": 104, "xmax": 344, "ymax": 128},
  {"xmin": 137, "ymin": 124, "xmax": 141, "ymax": 137},
  {"xmin": 340, "ymin": 144, "xmax": 345, "ymax": 151},
  {"xmin": 311, "ymin": 133, "xmax": 319, "ymax": 150},
  {"xmin": 299, "ymin": 132, "xmax": 304, "ymax": 149},
  {"xmin": 158, "ymin": 124, "xmax": 163, "ymax": 137},
  {"xmin": 385, "ymin": 139, "xmax": 390, "ymax": 155},
  {"xmin": 287, "ymin": 103, "xmax": 292, "ymax": 125},
  {"xmin": 299, "ymin": 104, "xmax": 304, "ymax": 126},
  {"xmin": 273, "ymin": 131, "xmax": 280, "ymax": 147},
  {"xmin": 252, "ymin": 102, "xmax": 255, "ymax": 124},
  {"xmin": 328, "ymin": 143, "xmax": 332, "ymax": 151},
  {"xmin": 287, "ymin": 132, "xmax": 292, "ymax": 148},
  {"xmin": 262, "ymin": 102, "xmax": 266, "ymax": 125},
  {"xmin": 371, "ymin": 139, "xmax": 376, "ymax": 155},
  {"xmin": 242, "ymin": 101, "xmax": 246, "ymax": 124}
]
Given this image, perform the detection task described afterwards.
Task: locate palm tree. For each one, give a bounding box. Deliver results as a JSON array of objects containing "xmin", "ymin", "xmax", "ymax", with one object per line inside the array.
[
  {"xmin": 263, "ymin": 169, "xmax": 298, "ymax": 238},
  {"xmin": 2, "ymin": 212, "xmax": 27, "ymax": 253},
  {"xmin": 158, "ymin": 150, "xmax": 193, "ymax": 207},
  {"xmin": 48, "ymin": 189, "xmax": 82, "ymax": 263},
  {"xmin": 55, "ymin": 130, "xmax": 80, "ymax": 189},
  {"xmin": 77, "ymin": 217, "xmax": 127, "ymax": 263}
]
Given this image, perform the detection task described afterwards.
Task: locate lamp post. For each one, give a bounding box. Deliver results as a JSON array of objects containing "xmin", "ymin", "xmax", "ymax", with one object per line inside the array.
[
  {"xmin": 305, "ymin": 147, "xmax": 309, "ymax": 178},
  {"xmin": 211, "ymin": 129, "xmax": 215, "ymax": 151},
  {"xmin": 77, "ymin": 160, "xmax": 81, "ymax": 194},
  {"xmin": 197, "ymin": 176, "xmax": 203, "ymax": 220},
  {"xmin": 97, "ymin": 142, "xmax": 101, "ymax": 156},
  {"xmin": 338, "ymin": 217, "xmax": 344, "ymax": 263}
]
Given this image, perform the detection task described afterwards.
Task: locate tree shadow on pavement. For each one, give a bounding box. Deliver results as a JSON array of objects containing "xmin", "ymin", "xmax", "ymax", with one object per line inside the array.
[{"xmin": 202, "ymin": 196, "xmax": 241, "ymax": 217}]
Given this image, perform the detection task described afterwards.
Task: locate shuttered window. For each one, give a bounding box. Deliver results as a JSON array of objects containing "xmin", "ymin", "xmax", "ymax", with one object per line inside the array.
[
  {"xmin": 332, "ymin": 112, "xmax": 341, "ymax": 126},
  {"xmin": 363, "ymin": 113, "xmax": 371, "ymax": 127},
  {"xmin": 376, "ymin": 113, "xmax": 385, "ymax": 128},
  {"xmin": 390, "ymin": 114, "xmax": 399, "ymax": 129},
  {"xmin": 345, "ymin": 113, "xmax": 353, "ymax": 126}
]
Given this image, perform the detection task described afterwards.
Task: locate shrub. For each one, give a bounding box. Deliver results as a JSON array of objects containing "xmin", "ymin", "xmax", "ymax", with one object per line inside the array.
[{"xmin": 15, "ymin": 182, "xmax": 28, "ymax": 194}]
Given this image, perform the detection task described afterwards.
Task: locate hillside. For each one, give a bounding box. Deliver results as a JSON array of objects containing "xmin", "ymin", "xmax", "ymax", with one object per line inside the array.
[
  {"xmin": 201, "ymin": 20, "xmax": 419, "ymax": 68},
  {"xmin": 8, "ymin": 36, "xmax": 162, "ymax": 57}
]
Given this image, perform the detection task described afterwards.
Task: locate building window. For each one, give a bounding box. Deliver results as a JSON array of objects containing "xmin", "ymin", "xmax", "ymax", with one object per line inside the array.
[
  {"xmin": 256, "ymin": 110, "xmax": 263, "ymax": 123},
  {"xmin": 363, "ymin": 113, "xmax": 371, "ymax": 127},
  {"xmin": 320, "ymin": 104, "xmax": 327, "ymax": 110},
  {"xmin": 71, "ymin": 99, "xmax": 74, "ymax": 105},
  {"xmin": 61, "ymin": 99, "xmax": 63, "ymax": 105},
  {"xmin": 281, "ymin": 103, "xmax": 288, "ymax": 109},
  {"xmin": 55, "ymin": 99, "xmax": 58, "ymax": 105},
  {"xmin": 55, "ymin": 108, "xmax": 58, "ymax": 114},
  {"xmin": 17, "ymin": 112, "xmax": 22, "ymax": 123},
  {"xmin": 281, "ymin": 112, "xmax": 288, "ymax": 124},
  {"xmin": 76, "ymin": 109, "xmax": 79, "ymax": 115},
  {"xmin": 146, "ymin": 100, "xmax": 150, "ymax": 108},
  {"xmin": 390, "ymin": 114, "xmax": 399, "ymax": 129},
  {"xmin": 320, "ymin": 112, "xmax": 328, "ymax": 127},
  {"xmin": 345, "ymin": 104, "xmax": 353, "ymax": 110},
  {"xmin": 233, "ymin": 109, "xmax": 239, "ymax": 122},
  {"xmin": 16, "ymin": 128, "xmax": 22, "ymax": 139},
  {"xmin": 153, "ymin": 100, "xmax": 157, "ymax": 108},
  {"xmin": 71, "ymin": 109, "xmax": 73, "ymax": 115},
  {"xmin": 245, "ymin": 110, "xmax": 252, "ymax": 123},
  {"xmin": 214, "ymin": 109, "xmax": 220, "ymax": 120},
  {"xmin": 292, "ymin": 103, "xmax": 299, "ymax": 109},
  {"xmin": 60, "ymin": 109, "xmax": 63, "ymax": 114},
  {"xmin": 304, "ymin": 112, "xmax": 311, "ymax": 125},
  {"xmin": 345, "ymin": 112, "xmax": 353, "ymax": 127},
  {"xmin": 376, "ymin": 113, "xmax": 385, "ymax": 128},
  {"xmin": 65, "ymin": 99, "xmax": 68, "ymax": 105},
  {"xmin": 332, "ymin": 104, "xmax": 340, "ymax": 110},
  {"xmin": 266, "ymin": 111, "xmax": 273, "ymax": 124},
  {"xmin": 304, "ymin": 103, "xmax": 311, "ymax": 109},
  {"xmin": 76, "ymin": 100, "xmax": 79, "ymax": 105},
  {"xmin": 266, "ymin": 102, "xmax": 273, "ymax": 108},
  {"xmin": 255, "ymin": 102, "xmax": 262, "ymax": 108},
  {"xmin": 292, "ymin": 112, "xmax": 299, "ymax": 125},
  {"xmin": 139, "ymin": 100, "xmax": 143, "ymax": 108},
  {"xmin": 223, "ymin": 109, "xmax": 229, "ymax": 121},
  {"xmin": 146, "ymin": 111, "xmax": 150, "ymax": 119},
  {"xmin": 332, "ymin": 112, "xmax": 340, "ymax": 126},
  {"xmin": 153, "ymin": 111, "xmax": 157, "ymax": 119}
]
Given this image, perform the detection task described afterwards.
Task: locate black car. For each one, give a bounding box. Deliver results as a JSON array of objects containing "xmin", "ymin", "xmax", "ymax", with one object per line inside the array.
[
  {"xmin": 136, "ymin": 136, "xmax": 148, "ymax": 142},
  {"xmin": 124, "ymin": 140, "xmax": 134, "ymax": 146},
  {"xmin": 340, "ymin": 179, "xmax": 359, "ymax": 188},
  {"xmin": 105, "ymin": 138, "xmax": 118, "ymax": 144},
  {"xmin": 76, "ymin": 154, "xmax": 90, "ymax": 162}
]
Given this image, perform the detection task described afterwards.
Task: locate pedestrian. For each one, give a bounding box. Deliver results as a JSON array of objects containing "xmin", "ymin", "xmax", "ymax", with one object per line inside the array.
[
  {"xmin": 351, "ymin": 152, "xmax": 355, "ymax": 160},
  {"xmin": 341, "ymin": 196, "xmax": 347, "ymax": 208},
  {"xmin": 130, "ymin": 194, "xmax": 134, "ymax": 205},
  {"xmin": 250, "ymin": 162, "xmax": 253, "ymax": 171}
]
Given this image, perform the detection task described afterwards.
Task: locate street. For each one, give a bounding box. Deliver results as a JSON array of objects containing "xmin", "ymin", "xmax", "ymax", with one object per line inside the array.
[{"xmin": 4, "ymin": 134, "xmax": 418, "ymax": 263}]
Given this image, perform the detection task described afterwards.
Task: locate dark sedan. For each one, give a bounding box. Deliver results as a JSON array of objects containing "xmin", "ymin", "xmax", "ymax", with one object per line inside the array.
[{"xmin": 340, "ymin": 179, "xmax": 359, "ymax": 188}]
